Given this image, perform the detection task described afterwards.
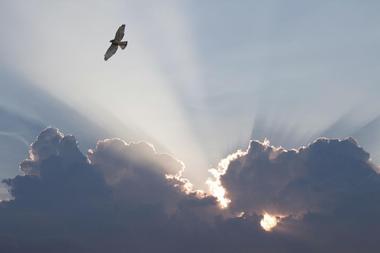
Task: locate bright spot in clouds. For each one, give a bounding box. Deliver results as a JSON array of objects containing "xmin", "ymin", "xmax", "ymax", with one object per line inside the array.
[
  {"xmin": 260, "ymin": 213, "xmax": 279, "ymax": 232},
  {"xmin": 206, "ymin": 148, "xmax": 247, "ymax": 208},
  {"xmin": 206, "ymin": 174, "xmax": 231, "ymax": 209}
]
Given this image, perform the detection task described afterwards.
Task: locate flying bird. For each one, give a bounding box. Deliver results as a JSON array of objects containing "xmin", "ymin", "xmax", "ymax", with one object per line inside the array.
[{"xmin": 104, "ymin": 24, "xmax": 128, "ymax": 61}]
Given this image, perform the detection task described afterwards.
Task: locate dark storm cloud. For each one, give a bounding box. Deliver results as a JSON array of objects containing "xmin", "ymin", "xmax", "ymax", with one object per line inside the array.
[
  {"xmin": 0, "ymin": 128, "xmax": 222, "ymax": 252},
  {"xmin": 218, "ymin": 137, "xmax": 379, "ymax": 216},
  {"xmin": 210, "ymin": 137, "xmax": 380, "ymax": 252},
  {"xmin": 1, "ymin": 128, "xmax": 380, "ymax": 252},
  {"xmin": 87, "ymin": 137, "xmax": 218, "ymax": 215}
]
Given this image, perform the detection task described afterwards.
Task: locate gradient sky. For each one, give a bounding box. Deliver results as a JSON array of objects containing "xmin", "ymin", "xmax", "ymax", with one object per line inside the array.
[
  {"xmin": 2, "ymin": 1, "xmax": 380, "ymax": 252},
  {"xmin": 1, "ymin": 0, "xmax": 380, "ymax": 187}
]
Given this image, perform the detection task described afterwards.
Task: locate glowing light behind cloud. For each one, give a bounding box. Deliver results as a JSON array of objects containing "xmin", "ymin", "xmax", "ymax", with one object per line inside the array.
[
  {"xmin": 260, "ymin": 213, "xmax": 279, "ymax": 232},
  {"xmin": 206, "ymin": 173, "xmax": 230, "ymax": 209},
  {"xmin": 206, "ymin": 148, "xmax": 248, "ymax": 208}
]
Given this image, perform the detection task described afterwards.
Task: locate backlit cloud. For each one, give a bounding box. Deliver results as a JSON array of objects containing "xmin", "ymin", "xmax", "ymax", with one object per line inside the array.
[
  {"xmin": 217, "ymin": 137, "xmax": 378, "ymax": 217},
  {"xmin": 1, "ymin": 128, "xmax": 380, "ymax": 252}
]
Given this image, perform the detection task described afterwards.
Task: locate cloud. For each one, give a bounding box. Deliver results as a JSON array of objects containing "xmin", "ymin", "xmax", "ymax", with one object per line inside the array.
[
  {"xmin": 1, "ymin": 128, "xmax": 380, "ymax": 252},
  {"xmin": 0, "ymin": 128, "xmax": 222, "ymax": 252},
  {"xmin": 214, "ymin": 137, "xmax": 379, "ymax": 216},
  {"xmin": 207, "ymin": 137, "xmax": 380, "ymax": 252},
  {"xmin": 87, "ymin": 137, "xmax": 213, "ymax": 214}
]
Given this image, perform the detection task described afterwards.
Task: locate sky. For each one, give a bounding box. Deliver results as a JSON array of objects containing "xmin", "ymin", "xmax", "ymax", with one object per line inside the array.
[
  {"xmin": 1, "ymin": 0, "xmax": 380, "ymax": 184},
  {"xmin": 0, "ymin": 1, "xmax": 380, "ymax": 251}
]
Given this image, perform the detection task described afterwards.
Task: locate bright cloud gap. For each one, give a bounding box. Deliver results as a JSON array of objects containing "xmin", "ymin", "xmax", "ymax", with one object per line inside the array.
[{"xmin": 260, "ymin": 213, "xmax": 279, "ymax": 232}]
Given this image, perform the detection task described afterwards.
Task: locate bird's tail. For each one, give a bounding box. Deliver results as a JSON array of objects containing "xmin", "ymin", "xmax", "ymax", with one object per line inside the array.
[{"xmin": 119, "ymin": 41, "xmax": 128, "ymax": 49}]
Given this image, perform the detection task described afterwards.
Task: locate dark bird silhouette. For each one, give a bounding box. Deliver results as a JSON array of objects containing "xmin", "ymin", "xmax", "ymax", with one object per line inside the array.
[{"xmin": 104, "ymin": 24, "xmax": 128, "ymax": 61}]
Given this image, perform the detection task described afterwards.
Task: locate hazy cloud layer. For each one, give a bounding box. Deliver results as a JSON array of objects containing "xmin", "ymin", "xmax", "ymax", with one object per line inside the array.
[{"xmin": 1, "ymin": 128, "xmax": 380, "ymax": 252}]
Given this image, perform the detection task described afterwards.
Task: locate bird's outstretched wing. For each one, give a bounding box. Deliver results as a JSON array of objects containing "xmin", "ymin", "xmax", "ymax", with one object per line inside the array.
[
  {"xmin": 104, "ymin": 44, "xmax": 118, "ymax": 61},
  {"xmin": 114, "ymin": 24, "xmax": 126, "ymax": 42}
]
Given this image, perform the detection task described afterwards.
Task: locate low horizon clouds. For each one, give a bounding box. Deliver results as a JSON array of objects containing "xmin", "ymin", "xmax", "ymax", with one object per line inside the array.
[
  {"xmin": 2, "ymin": 0, "xmax": 380, "ymax": 187},
  {"xmin": 1, "ymin": 127, "xmax": 380, "ymax": 252}
]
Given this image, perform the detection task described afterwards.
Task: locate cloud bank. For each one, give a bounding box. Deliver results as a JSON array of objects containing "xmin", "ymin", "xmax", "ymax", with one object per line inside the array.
[
  {"xmin": 217, "ymin": 137, "xmax": 378, "ymax": 216},
  {"xmin": 1, "ymin": 128, "xmax": 380, "ymax": 252}
]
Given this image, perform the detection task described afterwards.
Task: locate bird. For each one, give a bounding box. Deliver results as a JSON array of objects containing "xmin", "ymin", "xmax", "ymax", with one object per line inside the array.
[{"xmin": 104, "ymin": 24, "xmax": 128, "ymax": 61}]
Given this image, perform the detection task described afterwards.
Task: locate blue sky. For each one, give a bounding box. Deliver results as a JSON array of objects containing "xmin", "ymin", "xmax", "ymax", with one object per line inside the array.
[
  {"xmin": 2, "ymin": 1, "xmax": 380, "ymax": 252},
  {"xmin": 1, "ymin": 0, "xmax": 380, "ymax": 186}
]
